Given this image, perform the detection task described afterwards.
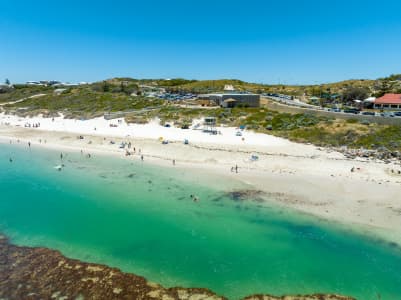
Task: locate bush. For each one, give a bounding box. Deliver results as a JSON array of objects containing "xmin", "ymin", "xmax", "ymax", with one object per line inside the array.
[{"xmin": 346, "ymin": 118, "xmax": 358, "ymax": 124}]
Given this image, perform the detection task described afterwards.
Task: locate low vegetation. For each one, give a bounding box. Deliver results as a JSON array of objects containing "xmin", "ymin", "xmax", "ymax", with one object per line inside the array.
[
  {"xmin": 2, "ymin": 77, "xmax": 401, "ymax": 151},
  {"xmin": 0, "ymin": 85, "xmax": 53, "ymax": 103},
  {"xmin": 2, "ymin": 85, "xmax": 163, "ymax": 119},
  {"xmin": 278, "ymin": 120, "xmax": 401, "ymax": 151}
]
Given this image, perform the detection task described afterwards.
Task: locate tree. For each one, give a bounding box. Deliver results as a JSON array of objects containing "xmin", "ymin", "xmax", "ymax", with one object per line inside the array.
[
  {"xmin": 120, "ymin": 81, "xmax": 126, "ymax": 93},
  {"xmin": 102, "ymin": 81, "xmax": 110, "ymax": 92},
  {"xmin": 342, "ymin": 86, "xmax": 369, "ymax": 102},
  {"xmin": 374, "ymin": 79, "xmax": 397, "ymax": 97},
  {"xmin": 5, "ymin": 78, "xmax": 10, "ymax": 85}
]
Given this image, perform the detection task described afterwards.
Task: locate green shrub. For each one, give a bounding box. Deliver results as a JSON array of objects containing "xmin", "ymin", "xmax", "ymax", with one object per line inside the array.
[{"xmin": 346, "ymin": 118, "xmax": 358, "ymax": 124}]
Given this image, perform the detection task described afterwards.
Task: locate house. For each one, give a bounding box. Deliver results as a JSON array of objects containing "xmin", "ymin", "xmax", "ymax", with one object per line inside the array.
[
  {"xmin": 198, "ymin": 93, "xmax": 260, "ymax": 108},
  {"xmin": 309, "ymin": 96, "xmax": 321, "ymax": 105},
  {"xmin": 224, "ymin": 84, "xmax": 235, "ymax": 91},
  {"xmin": 374, "ymin": 94, "xmax": 401, "ymax": 110},
  {"xmin": 26, "ymin": 81, "xmax": 42, "ymax": 85}
]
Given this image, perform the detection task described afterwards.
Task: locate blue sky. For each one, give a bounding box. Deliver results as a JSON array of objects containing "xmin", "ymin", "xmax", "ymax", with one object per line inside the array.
[{"xmin": 1, "ymin": 0, "xmax": 401, "ymax": 84}]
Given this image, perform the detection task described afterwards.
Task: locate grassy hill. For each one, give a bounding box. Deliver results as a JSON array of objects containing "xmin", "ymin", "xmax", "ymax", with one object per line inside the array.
[
  {"xmin": 1, "ymin": 84, "xmax": 163, "ymax": 119},
  {"xmin": 154, "ymin": 75, "xmax": 401, "ymax": 97},
  {"xmin": 158, "ymin": 78, "xmax": 382, "ymax": 96}
]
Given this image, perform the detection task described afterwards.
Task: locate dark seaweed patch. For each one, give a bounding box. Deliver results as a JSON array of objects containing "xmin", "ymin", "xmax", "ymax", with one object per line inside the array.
[{"xmin": 225, "ymin": 190, "xmax": 266, "ymax": 203}]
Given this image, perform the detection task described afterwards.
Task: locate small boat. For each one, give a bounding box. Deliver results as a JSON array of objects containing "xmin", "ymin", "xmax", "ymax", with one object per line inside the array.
[{"xmin": 54, "ymin": 165, "xmax": 63, "ymax": 171}]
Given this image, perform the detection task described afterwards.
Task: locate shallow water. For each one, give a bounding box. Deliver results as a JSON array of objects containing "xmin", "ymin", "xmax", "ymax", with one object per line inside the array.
[{"xmin": 0, "ymin": 143, "xmax": 401, "ymax": 299}]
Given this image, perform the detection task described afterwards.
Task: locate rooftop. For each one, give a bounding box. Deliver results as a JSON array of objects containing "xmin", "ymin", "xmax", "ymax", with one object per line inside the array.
[{"xmin": 375, "ymin": 94, "xmax": 401, "ymax": 104}]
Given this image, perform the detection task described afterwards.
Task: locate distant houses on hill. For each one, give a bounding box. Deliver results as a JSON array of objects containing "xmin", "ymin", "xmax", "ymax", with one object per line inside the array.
[{"xmin": 26, "ymin": 80, "xmax": 88, "ymax": 87}]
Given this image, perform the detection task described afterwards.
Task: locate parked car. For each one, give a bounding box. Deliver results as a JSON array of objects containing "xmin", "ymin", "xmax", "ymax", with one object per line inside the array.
[
  {"xmin": 393, "ymin": 111, "xmax": 401, "ymax": 117},
  {"xmin": 361, "ymin": 111, "xmax": 375, "ymax": 116},
  {"xmin": 382, "ymin": 112, "xmax": 395, "ymax": 117},
  {"xmin": 343, "ymin": 108, "xmax": 359, "ymax": 114}
]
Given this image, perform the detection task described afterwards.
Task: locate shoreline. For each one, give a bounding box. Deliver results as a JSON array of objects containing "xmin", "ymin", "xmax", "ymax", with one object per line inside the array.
[{"xmin": 1, "ymin": 114, "xmax": 401, "ymax": 246}]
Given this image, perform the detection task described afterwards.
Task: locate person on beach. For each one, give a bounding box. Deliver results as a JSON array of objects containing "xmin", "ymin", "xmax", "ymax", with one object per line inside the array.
[
  {"xmin": 190, "ymin": 194, "xmax": 199, "ymax": 202},
  {"xmin": 141, "ymin": 155, "xmax": 144, "ymax": 161},
  {"xmin": 60, "ymin": 153, "xmax": 63, "ymax": 160},
  {"xmin": 28, "ymin": 142, "xmax": 31, "ymax": 148},
  {"xmin": 235, "ymin": 165, "xmax": 238, "ymax": 173},
  {"xmin": 173, "ymin": 159, "xmax": 175, "ymax": 165}
]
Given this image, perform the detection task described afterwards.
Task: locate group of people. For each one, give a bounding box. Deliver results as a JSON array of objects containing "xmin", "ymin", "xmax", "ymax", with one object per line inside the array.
[
  {"xmin": 78, "ymin": 150, "xmax": 92, "ymax": 159},
  {"xmin": 190, "ymin": 194, "xmax": 200, "ymax": 202},
  {"xmin": 24, "ymin": 122, "xmax": 41, "ymax": 128},
  {"xmin": 231, "ymin": 165, "xmax": 239, "ymax": 173},
  {"xmin": 124, "ymin": 144, "xmax": 142, "ymax": 158}
]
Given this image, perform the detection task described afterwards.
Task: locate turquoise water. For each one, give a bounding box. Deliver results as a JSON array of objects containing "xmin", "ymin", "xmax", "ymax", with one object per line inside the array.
[{"xmin": 0, "ymin": 143, "xmax": 401, "ymax": 299}]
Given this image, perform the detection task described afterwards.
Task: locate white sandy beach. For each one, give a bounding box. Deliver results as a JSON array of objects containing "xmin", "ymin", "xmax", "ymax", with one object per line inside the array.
[{"xmin": 1, "ymin": 112, "xmax": 401, "ymax": 244}]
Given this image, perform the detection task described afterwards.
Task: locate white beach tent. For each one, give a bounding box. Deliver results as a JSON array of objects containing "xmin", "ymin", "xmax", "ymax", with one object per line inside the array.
[{"xmin": 363, "ymin": 97, "xmax": 376, "ymax": 103}]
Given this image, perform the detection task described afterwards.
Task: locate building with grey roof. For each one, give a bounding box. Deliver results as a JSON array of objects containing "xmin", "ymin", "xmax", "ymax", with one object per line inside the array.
[{"xmin": 198, "ymin": 93, "xmax": 260, "ymax": 108}]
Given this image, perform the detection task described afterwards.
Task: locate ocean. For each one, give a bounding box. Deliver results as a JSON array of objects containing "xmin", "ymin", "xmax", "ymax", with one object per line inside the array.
[{"xmin": 0, "ymin": 142, "xmax": 400, "ymax": 299}]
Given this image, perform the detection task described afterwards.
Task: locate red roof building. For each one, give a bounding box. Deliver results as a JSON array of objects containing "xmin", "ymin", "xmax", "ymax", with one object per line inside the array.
[{"xmin": 374, "ymin": 94, "xmax": 401, "ymax": 109}]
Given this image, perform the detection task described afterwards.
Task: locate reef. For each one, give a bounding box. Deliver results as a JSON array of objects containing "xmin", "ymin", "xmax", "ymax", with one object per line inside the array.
[
  {"xmin": 0, "ymin": 234, "xmax": 355, "ymax": 300},
  {"xmin": 0, "ymin": 234, "xmax": 224, "ymax": 300}
]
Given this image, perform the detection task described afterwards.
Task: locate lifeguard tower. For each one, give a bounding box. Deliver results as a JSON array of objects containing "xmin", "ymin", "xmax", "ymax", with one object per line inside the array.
[{"xmin": 203, "ymin": 117, "xmax": 217, "ymax": 134}]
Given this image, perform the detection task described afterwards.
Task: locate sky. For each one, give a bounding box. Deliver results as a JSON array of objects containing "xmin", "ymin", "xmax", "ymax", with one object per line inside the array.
[{"xmin": 1, "ymin": 0, "xmax": 401, "ymax": 84}]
